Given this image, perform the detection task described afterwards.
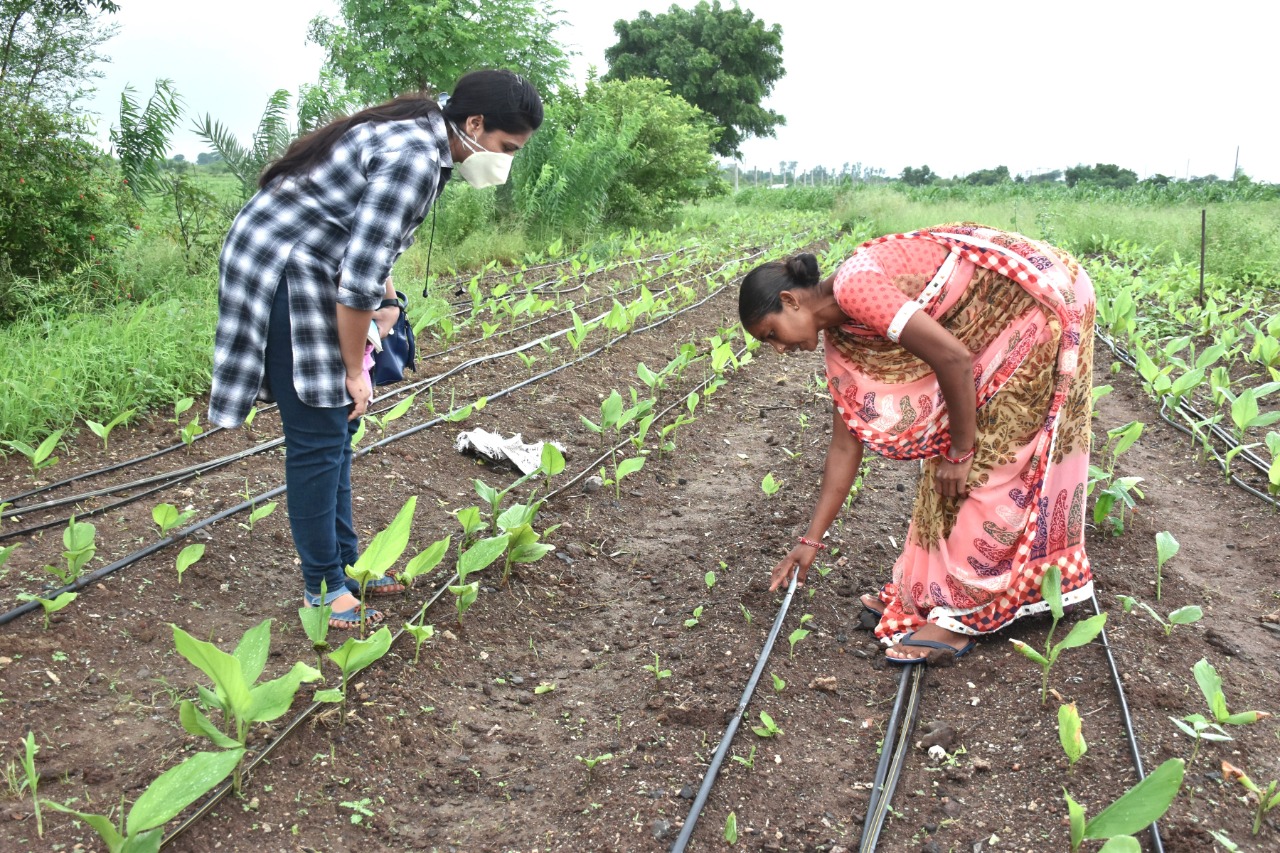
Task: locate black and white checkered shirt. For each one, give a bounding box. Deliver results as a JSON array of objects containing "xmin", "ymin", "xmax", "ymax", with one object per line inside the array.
[{"xmin": 208, "ymin": 112, "xmax": 452, "ymax": 427}]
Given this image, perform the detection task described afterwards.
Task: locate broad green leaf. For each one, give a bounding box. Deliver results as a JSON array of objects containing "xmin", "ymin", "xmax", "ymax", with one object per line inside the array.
[
  {"xmin": 724, "ymin": 811, "xmax": 738, "ymax": 845},
  {"xmin": 539, "ymin": 443, "xmax": 565, "ymax": 477},
  {"xmin": 1155, "ymin": 531, "xmax": 1179, "ymax": 569},
  {"xmin": 380, "ymin": 393, "xmax": 417, "ymax": 426},
  {"xmin": 1108, "ymin": 421, "xmax": 1144, "ymax": 457},
  {"xmin": 400, "ymin": 536, "xmax": 451, "ymax": 584},
  {"xmin": 1065, "ymin": 790, "xmax": 1085, "ymax": 852},
  {"xmin": 1168, "ymin": 605, "xmax": 1203, "ymax": 626},
  {"xmin": 126, "ymin": 748, "xmax": 244, "ymax": 834},
  {"xmin": 1052, "ymin": 613, "xmax": 1107, "ymax": 656},
  {"xmin": 314, "ymin": 688, "xmax": 344, "ymax": 704},
  {"xmin": 1097, "ymin": 837, "xmax": 1141, "ymax": 853},
  {"xmin": 44, "ymin": 803, "xmax": 125, "ymax": 852},
  {"xmin": 327, "ymin": 627, "xmax": 393, "ymax": 676},
  {"xmin": 511, "ymin": 542, "xmax": 555, "ymax": 564},
  {"xmin": 179, "ymin": 700, "xmax": 240, "ymax": 749},
  {"xmin": 617, "ymin": 456, "xmax": 645, "ymax": 479},
  {"xmin": 152, "ymin": 503, "xmax": 179, "ymax": 531},
  {"xmin": 232, "ymin": 618, "xmax": 273, "ymax": 685},
  {"xmin": 351, "ymin": 496, "xmax": 417, "ymax": 578},
  {"xmin": 34, "ymin": 429, "xmax": 64, "ymax": 464},
  {"xmin": 497, "ymin": 502, "xmax": 537, "ymax": 531},
  {"xmin": 175, "ymin": 544, "xmax": 204, "ymax": 582},
  {"xmin": 247, "ymin": 662, "xmax": 323, "ymax": 722},
  {"xmin": 1041, "ymin": 565, "xmax": 1064, "ymax": 621},
  {"xmin": 458, "ymin": 535, "xmax": 509, "ymax": 582},
  {"xmin": 1083, "ymin": 759, "xmax": 1184, "ymax": 838},
  {"xmin": 172, "ymin": 625, "xmax": 250, "ymax": 719},
  {"xmin": 197, "ymin": 684, "xmax": 224, "ymax": 713},
  {"xmin": 1058, "ymin": 703, "xmax": 1087, "ymax": 765},
  {"xmin": 600, "ymin": 389, "xmax": 623, "ymax": 430}
]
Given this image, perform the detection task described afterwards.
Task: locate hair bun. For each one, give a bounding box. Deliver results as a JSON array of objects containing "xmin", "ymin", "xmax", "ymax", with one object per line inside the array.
[{"xmin": 785, "ymin": 253, "xmax": 820, "ymax": 286}]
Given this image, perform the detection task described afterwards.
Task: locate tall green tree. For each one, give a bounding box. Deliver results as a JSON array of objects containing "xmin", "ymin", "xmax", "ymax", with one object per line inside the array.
[
  {"xmin": 307, "ymin": 0, "xmax": 570, "ymax": 104},
  {"xmin": 0, "ymin": 0, "xmax": 118, "ymax": 111},
  {"xmin": 603, "ymin": 0, "xmax": 785, "ymax": 159}
]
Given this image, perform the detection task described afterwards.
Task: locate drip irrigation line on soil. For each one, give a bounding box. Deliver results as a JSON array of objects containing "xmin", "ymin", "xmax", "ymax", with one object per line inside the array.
[
  {"xmin": 860, "ymin": 663, "xmax": 925, "ymax": 853},
  {"xmin": 1090, "ymin": 590, "xmax": 1167, "ymax": 853},
  {"xmin": 669, "ymin": 571, "xmax": 801, "ymax": 853},
  {"xmin": 0, "ymin": 487, "xmax": 284, "ymax": 627},
  {"xmin": 0, "ymin": 248, "xmax": 782, "ymax": 625},
  {"xmin": 1096, "ymin": 330, "xmax": 1279, "ymax": 510}
]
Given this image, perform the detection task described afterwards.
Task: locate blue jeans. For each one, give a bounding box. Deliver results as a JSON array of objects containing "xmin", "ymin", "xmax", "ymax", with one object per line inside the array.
[{"xmin": 264, "ymin": 278, "xmax": 361, "ymax": 599}]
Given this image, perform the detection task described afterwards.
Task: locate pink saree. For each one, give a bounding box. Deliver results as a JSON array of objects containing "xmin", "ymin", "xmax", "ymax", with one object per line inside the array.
[{"xmin": 823, "ymin": 224, "xmax": 1095, "ymax": 640}]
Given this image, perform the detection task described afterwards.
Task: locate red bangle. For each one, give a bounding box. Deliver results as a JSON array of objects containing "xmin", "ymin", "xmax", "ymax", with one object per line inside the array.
[
  {"xmin": 797, "ymin": 535, "xmax": 827, "ymax": 551},
  {"xmin": 942, "ymin": 445, "xmax": 975, "ymax": 465}
]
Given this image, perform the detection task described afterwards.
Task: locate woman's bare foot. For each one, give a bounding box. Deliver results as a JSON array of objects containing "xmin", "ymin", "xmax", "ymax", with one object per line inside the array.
[
  {"xmin": 860, "ymin": 593, "xmax": 885, "ymax": 616},
  {"xmin": 885, "ymin": 623, "xmax": 973, "ymax": 661}
]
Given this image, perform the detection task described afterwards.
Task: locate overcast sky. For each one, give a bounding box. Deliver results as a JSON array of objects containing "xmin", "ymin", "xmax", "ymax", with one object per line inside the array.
[{"xmin": 83, "ymin": 1, "xmax": 1277, "ymax": 183}]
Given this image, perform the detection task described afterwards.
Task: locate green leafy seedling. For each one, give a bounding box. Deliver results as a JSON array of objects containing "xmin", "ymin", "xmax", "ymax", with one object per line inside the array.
[
  {"xmin": 86, "ymin": 408, "xmax": 135, "ymax": 451},
  {"xmin": 1058, "ymin": 702, "xmax": 1087, "ymax": 766},
  {"xmin": 1116, "ymin": 595, "xmax": 1201, "ymax": 636},
  {"xmin": 576, "ymin": 753, "xmax": 613, "ymax": 774},
  {"xmin": 172, "ymin": 396, "xmax": 194, "ymax": 424},
  {"xmin": 740, "ymin": 603, "xmax": 753, "ymax": 624},
  {"xmin": 315, "ymin": 626, "xmax": 393, "ymax": 724},
  {"xmin": 534, "ymin": 682, "xmax": 556, "ymax": 695},
  {"xmin": 450, "ymin": 534, "xmax": 509, "ymax": 624},
  {"xmin": 1192, "ymin": 658, "xmax": 1271, "ymax": 726},
  {"xmin": 1010, "ymin": 566, "xmax": 1107, "ymax": 703},
  {"xmin": 3, "ymin": 429, "xmax": 63, "ymax": 473},
  {"xmin": 1221, "ymin": 760, "xmax": 1280, "ymax": 836},
  {"xmin": 405, "ymin": 623, "xmax": 435, "ymax": 665},
  {"xmin": 453, "ymin": 506, "xmax": 486, "ymax": 547},
  {"xmin": 705, "ymin": 570, "xmax": 717, "ymax": 591},
  {"xmin": 1170, "ymin": 714, "xmax": 1231, "ymax": 765},
  {"xmin": 761, "ymin": 473, "xmax": 781, "ymax": 496},
  {"xmin": 350, "ymin": 417, "xmax": 367, "ymax": 449},
  {"xmin": 175, "ymin": 543, "xmax": 205, "ymax": 585},
  {"xmin": 48, "ymin": 747, "xmax": 244, "ymax": 852},
  {"xmin": 725, "ymin": 811, "xmax": 739, "ymax": 845},
  {"xmin": 345, "ymin": 496, "xmax": 418, "ymax": 632},
  {"xmin": 16, "ymin": 591, "xmax": 76, "ymax": 630},
  {"xmin": 732, "ymin": 745, "xmax": 757, "ymax": 769},
  {"xmin": 642, "ymin": 652, "xmax": 671, "ymax": 683},
  {"xmin": 771, "ymin": 672, "xmax": 786, "ymax": 693},
  {"xmin": 1154, "ymin": 530, "xmax": 1178, "ymax": 601},
  {"xmin": 751, "ymin": 710, "xmax": 783, "ymax": 738},
  {"xmin": 238, "ymin": 499, "xmax": 278, "ymax": 532},
  {"xmin": 398, "ymin": 536, "xmax": 451, "ymax": 587},
  {"xmin": 298, "ymin": 580, "xmax": 333, "ymax": 673},
  {"xmin": 42, "ymin": 516, "xmax": 96, "ymax": 585},
  {"xmin": 180, "ymin": 414, "xmax": 203, "ymax": 446},
  {"xmin": 788, "ymin": 627, "xmax": 810, "ymax": 659},
  {"xmin": 684, "ymin": 606, "xmax": 704, "ymax": 629},
  {"xmin": 152, "ymin": 502, "xmax": 196, "ymax": 537},
  {"xmin": 1064, "ymin": 759, "xmax": 1185, "ymax": 852},
  {"xmin": 173, "ymin": 619, "xmax": 321, "ymax": 789},
  {"xmin": 19, "ymin": 732, "xmax": 41, "ymax": 837}
]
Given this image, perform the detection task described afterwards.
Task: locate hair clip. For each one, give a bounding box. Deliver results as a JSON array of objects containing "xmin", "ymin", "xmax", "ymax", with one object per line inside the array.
[{"xmin": 437, "ymin": 92, "xmax": 450, "ymax": 107}]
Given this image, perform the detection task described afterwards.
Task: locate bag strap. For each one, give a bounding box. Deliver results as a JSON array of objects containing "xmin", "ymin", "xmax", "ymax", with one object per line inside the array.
[{"xmin": 422, "ymin": 204, "xmax": 437, "ymax": 299}]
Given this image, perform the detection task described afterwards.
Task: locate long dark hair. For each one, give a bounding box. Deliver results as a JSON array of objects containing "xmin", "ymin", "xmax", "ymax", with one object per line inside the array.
[
  {"xmin": 259, "ymin": 69, "xmax": 543, "ymax": 189},
  {"xmin": 738, "ymin": 253, "xmax": 821, "ymax": 326}
]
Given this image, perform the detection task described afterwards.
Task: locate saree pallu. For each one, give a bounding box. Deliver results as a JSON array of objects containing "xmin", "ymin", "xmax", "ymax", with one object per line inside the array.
[{"xmin": 824, "ymin": 225, "xmax": 1095, "ymax": 640}]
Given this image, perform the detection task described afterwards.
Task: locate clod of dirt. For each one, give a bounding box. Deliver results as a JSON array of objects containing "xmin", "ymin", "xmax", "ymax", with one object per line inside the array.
[
  {"xmin": 919, "ymin": 721, "xmax": 959, "ymax": 753},
  {"xmin": 583, "ymin": 475, "xmax": 603, "ymax": 493},
  {"xmin": 1204, "ymin": 628, "xmax": 1242, "ymax": 656},
  {"xmin": 808, "ymin": 676, "xmax": 838, "ymax": 693}
]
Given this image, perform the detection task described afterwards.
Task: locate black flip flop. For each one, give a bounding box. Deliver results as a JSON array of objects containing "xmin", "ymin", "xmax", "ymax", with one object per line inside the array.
[{"xmin": 886, "ymin": 631, "xmax": 976, "ymax": 665}]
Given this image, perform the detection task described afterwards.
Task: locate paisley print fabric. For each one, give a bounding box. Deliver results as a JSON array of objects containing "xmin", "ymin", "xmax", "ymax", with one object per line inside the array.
[{"xmin": 824, "ymin": 224, "xmax": 1095, "ymax": 640}]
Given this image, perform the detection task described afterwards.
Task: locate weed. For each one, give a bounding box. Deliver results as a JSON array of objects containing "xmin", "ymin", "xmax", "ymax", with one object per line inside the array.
[
  {"xmin": 731, "ymin": 745, "xmax": 757, "ymax": 769},
  {"xmin": 683, "ymin": 606, "xmax": 703, "ymax": 629},
  {"xmin": 751, "ymin": 711, "xmax": 783, "ymax": 738},
  {"xmin": 642, "ymin": 653, "xmax": 671, "ymax": 683},
  {"xmin": 340, "ymin": 797, "xmax": 375, "ymax": 824}
]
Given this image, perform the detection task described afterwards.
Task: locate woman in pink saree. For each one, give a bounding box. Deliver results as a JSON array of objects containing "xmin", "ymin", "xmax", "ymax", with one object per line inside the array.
[{"xmin": 740, "ymin": 224, "xmax": 1094, "ymax": 663}]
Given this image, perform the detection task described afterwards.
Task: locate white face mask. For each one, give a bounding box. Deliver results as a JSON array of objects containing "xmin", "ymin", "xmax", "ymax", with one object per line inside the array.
[{"xmin": 452, "ymin": 122, "xmax": 513, "ymax": 188}]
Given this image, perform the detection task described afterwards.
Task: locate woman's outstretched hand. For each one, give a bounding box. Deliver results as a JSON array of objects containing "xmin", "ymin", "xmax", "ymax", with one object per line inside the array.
[
  {"xmin": 769, "ymin": 544, "xmax": 818, "ymax": 592},
  {"xmin": 934, "ymin": 456, "xmax": 973, "ymax": 499}
]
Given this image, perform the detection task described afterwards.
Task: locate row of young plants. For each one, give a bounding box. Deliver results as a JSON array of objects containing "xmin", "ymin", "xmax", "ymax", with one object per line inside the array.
[{"xmin": 1089, "ymin": 242, "xmax": 1280, "ymax": 495}]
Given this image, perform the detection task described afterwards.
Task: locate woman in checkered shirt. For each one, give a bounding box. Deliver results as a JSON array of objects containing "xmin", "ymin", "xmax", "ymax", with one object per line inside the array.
[
  {"xmin": 209, "ymin": 70, "xmax": 542, "ymax": 628},
  {"xmin": 740, "ymin": 224, "xmax": 1095, "ymax": 664}
]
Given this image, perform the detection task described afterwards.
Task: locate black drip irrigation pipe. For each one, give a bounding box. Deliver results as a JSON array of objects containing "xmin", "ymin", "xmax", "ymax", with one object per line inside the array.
[
  {"xmin": 859, "ymin": 663, "xmax": 925, "ymax": 853},
  {"xmin": 1091, "ymin": 590, "xmax": 1166, "ymax": 853},
  {"xmin": 162, "ymin": 326, "xmax": 757, "ymax": 848},
  {"xmin": 669, "ymin": 572, "xmax": 800, "ymax": 853}
]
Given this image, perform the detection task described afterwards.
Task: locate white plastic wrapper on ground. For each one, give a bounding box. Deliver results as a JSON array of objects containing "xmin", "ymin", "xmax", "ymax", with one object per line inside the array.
[{"xmin": 453, "ymin": 428, "xmax": 567, "ymax": 476}]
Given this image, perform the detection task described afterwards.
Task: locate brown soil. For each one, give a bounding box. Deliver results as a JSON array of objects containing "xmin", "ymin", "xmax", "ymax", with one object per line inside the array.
[{"xmin": 2, "ymin": 254, "xmax": 1278, "ymax": 853}]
